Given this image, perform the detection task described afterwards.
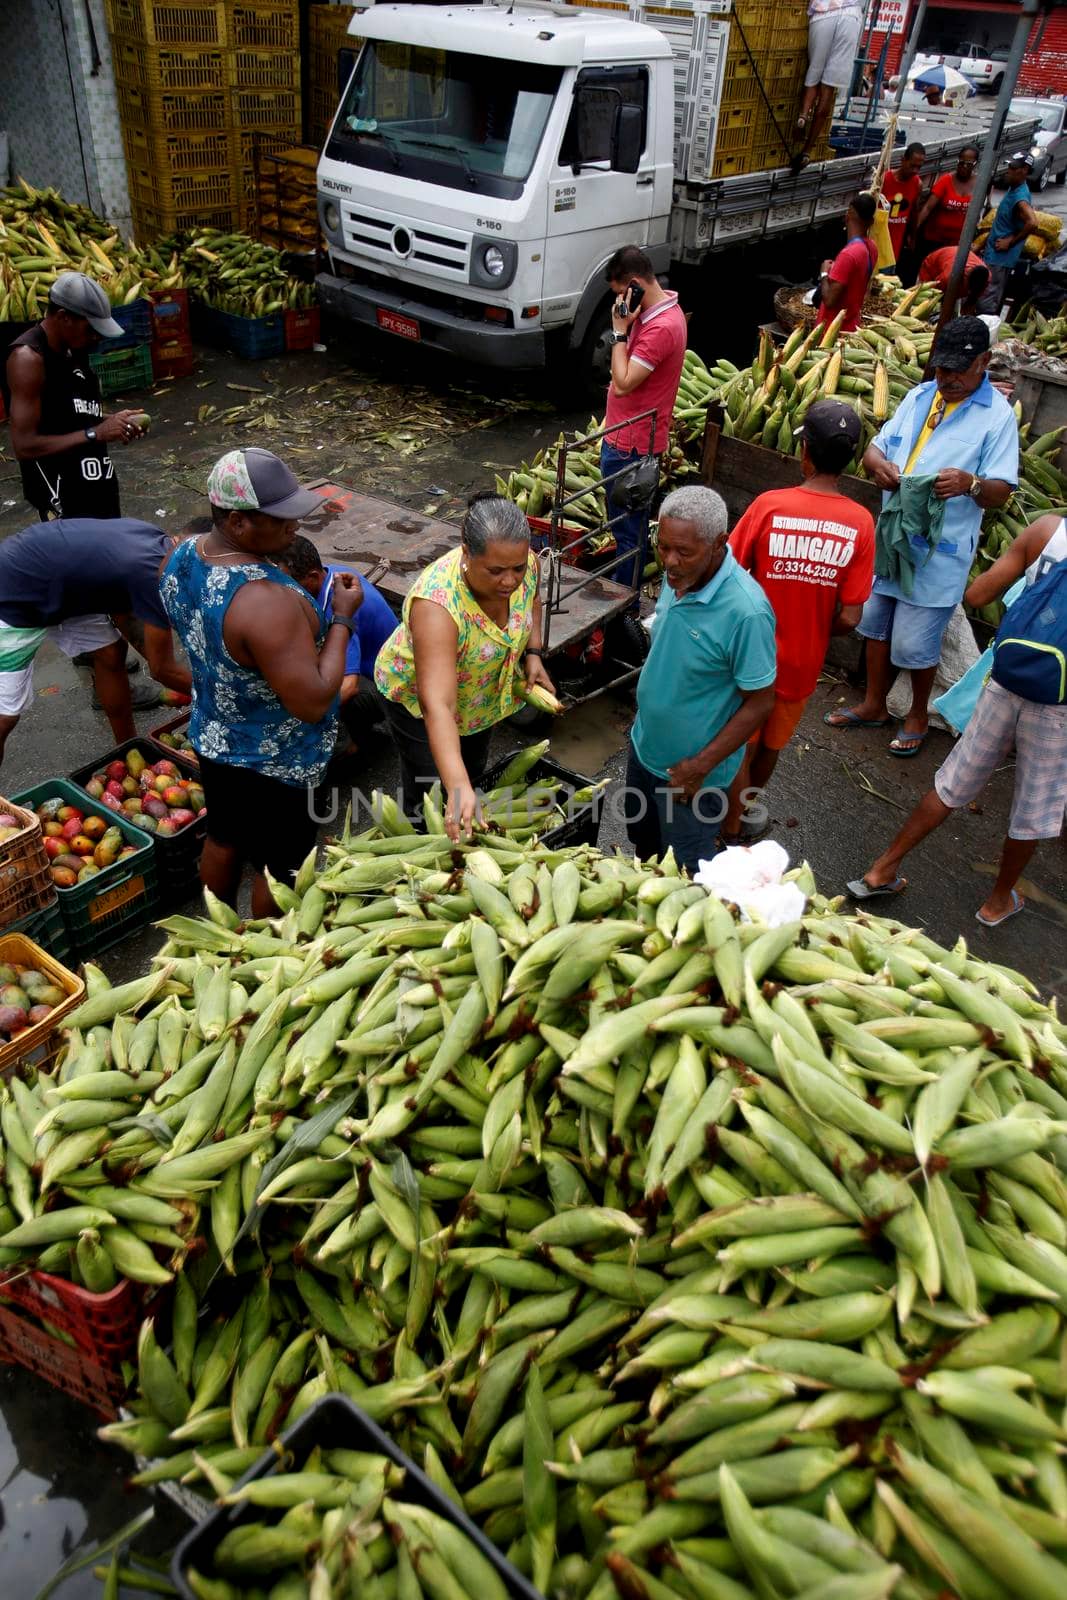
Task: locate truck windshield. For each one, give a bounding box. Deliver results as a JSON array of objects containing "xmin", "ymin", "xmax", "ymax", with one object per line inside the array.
[{"xmin": 330, "ymin": 42, "xmax": 562, "ymax": 198}]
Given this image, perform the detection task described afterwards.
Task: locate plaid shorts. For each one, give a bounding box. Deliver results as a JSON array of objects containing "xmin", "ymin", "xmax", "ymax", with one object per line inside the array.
[{"xmin": 935, "ymin": 678, "xmax": 1067, "ymax": 840}]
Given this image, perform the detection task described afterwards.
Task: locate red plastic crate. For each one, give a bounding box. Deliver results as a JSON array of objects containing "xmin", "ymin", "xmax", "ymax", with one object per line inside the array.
[
  {"xmin": 0, "ymin": 1265, "xmax": 153, "ymax": 1361},
  {"xmin": 0, "ymin": 1299, "xmax": 126, "ymax": 1418},
  {"xmin": 283, "ymin": 306, "xmax": 320, "ymax": 350},
  {"xmin": 150, "ymin": 287, "xmax": 191, "ymax": 339},
  {"xmin": 152, "ymin": 336, "xmax": 196, "ymax": 382}
]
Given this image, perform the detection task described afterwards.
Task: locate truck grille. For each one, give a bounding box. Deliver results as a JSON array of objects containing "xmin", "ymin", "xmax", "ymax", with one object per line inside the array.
[{"xmin": 341, "ymin": 204, "xmax": 470, "ymax": 279}]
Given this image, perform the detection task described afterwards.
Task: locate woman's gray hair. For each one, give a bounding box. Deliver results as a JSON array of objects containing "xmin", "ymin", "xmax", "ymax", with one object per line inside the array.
[
  {"xmin": 658, "ymin": 485, "xmax": 728, "ymax": 544},
  {"xmin": 461, "ymin": 492, "xmax": 530, "ymax": 556}
]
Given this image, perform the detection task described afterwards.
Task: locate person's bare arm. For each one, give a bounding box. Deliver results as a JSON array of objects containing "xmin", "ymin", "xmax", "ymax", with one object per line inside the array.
[
  {"xmin": 964, "ymin": 514, "xmax": 1057, "ymax": 607},
  {"xmin": 667, "ymin": 685, "xmax": 776, "ymax": 801},
  {"xmin": 112, "ymin": 615, "xmax": 192, "ymax": 695},
  {"xmin": 820, "ymin": 275, "xmax": 846, "ymax": 313},
  {"xmin": 931, "ymin": 471, "xmax": 1013, "ymax": 507},
  {"xmin": 610, "ymin": 352, "xmax": 654, "ymax": 397},
  {"xmin": 339, "ymin": 673, "xmax": 361, "ymax": 704},
  {"xmin": 525, "ymin": 591, "xmax": 556, "ymax": 694},
  {"xmin": 914, "ymin": 191, "xmax": 940, "ymax": 236},
  {"xmin": 7, "ymin": 347, "xmax": 145, "ymax": 459},
  {"xmin": 863, "ymin": 442, "xmax": 901, "ymax": 491},
  {"xmin": 831, "ymin": 603, "xmax": 864, "ymax": 635},
  {"xmin": 227, "ymin": 580, "xmax": 356, "ymax": 723},
  {"xmin": 410, "ymin": 599, "xmax": 480, "ymax": 839}
]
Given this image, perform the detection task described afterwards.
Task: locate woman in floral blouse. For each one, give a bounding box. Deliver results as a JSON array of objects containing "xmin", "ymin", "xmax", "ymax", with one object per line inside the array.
[{"xmin": 375, "ymin": 492, "xmax": 556, "ymax": 839}]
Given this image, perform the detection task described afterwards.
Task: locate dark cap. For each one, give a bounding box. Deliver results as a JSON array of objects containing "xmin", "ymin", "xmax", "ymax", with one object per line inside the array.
[
  {"xmin": 1007, "ymin": 150, "xmax": 1035, "ymax": 169},
  {"xmin": 796, "ymin": 398, "xmax": 862, "ymax": 451},
  {"xmin": 207, "ymin": 447, "xmax": 321, "ymax": 521},
  {"xmin": 49, "ymin": 271, "xmax": 124, "ymax": 338},
  {"xmin": 931, "ymin": 315, "xmax": 990, "ymax": 372}
]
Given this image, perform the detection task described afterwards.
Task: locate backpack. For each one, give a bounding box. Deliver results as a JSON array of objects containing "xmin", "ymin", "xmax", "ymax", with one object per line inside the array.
[{"xmin": 991, "ymin": 560, "xmax": 1067, "ymax": 705}]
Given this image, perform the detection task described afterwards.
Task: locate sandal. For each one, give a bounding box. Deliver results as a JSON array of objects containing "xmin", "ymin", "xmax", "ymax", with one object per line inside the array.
[
  {"xmin": 846, "ymin": 876, "xmax": 907, "ymax": 900},
  {"xmin": 824, "ymin": 709, "xmax": 893, "ymax": 730},
  {"xmin": 889, "ymin": 730, "xmax": 928, "ymax": 758},
  {"xmin": 975, "ymin": 889, "xmax": 1025, "ymax": 927}
]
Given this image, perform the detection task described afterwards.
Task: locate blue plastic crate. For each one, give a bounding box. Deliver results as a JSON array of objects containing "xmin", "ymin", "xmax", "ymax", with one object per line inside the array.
[
  {"xmin": 192, "ymin": 300, "xmax": 285, "ymax": 360},
  {"xmin": 95, "ymin": 298, "xmax": 154, "ymax": 354}
]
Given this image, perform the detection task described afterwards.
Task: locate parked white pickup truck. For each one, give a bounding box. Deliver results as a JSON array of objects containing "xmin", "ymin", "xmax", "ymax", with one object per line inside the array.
[{"xmin": 944, "ymin": 43, "xmax": 1012, "ymax": 95}]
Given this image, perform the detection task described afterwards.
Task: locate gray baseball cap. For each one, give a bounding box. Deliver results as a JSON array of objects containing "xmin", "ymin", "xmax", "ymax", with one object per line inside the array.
[
  {"xmin": 49, "ymin": 271, "xmax": 124, "ymax": 338},
  {"xmin": 207, "ymin": 447, "xmax": 321, "ymax": 521}
]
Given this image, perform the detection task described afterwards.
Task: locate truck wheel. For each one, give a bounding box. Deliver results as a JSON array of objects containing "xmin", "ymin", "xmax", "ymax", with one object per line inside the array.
[
  {"xmin": 1038, "ymin": 164, "xmax": 1050, "ymax": 192},
  {"xmin": 1057, "ymin": 166, "xmax": 1066, "ymax": 186},
  {"xmin": 988, "ymin": 73, "xmax": 1002, "ymax": 95},
  {"xmin": 576, "ymin": 300, "xmax": 615, "ymax": 403}
]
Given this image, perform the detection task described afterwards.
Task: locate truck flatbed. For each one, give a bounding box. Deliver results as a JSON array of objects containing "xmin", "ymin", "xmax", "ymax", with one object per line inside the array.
[{"xmin": 299, "ymin": 481, "xmax": 637, "ymax": 654}]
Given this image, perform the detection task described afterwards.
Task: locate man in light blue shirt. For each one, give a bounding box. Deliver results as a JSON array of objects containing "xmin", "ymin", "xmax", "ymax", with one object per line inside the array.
[
  {"xmin": 626, "ymin": 485, "xmax": 776, "ymax": 873},
  {"xmin": 826, "ymin": 317, "xmax": 1017, "ymax": 756},
  {"xmin": 979, "ymin": 153, "xmax": 1037, "ymax": 315}
]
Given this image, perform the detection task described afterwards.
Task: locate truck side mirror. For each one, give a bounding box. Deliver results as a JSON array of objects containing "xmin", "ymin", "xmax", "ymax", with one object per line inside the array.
[{"xmin": 611, "ymin": 104, "xmax": 643, "ymax": 174}]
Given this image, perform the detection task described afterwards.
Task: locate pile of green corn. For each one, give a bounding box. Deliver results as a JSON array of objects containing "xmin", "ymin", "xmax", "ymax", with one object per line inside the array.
[
  {"xmin": 155, "ymin": 228, "xmax": 316, "ymax": 320},
  {"xmin": 4, "ymin": 830, "xmax": 1067, "ymax": 1600},
  {"xmin": 0, "ymin": 177, "xmax": 184, "ymax": 321}
]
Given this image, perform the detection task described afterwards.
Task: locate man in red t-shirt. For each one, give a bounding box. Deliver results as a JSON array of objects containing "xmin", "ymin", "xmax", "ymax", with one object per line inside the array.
[
  {"xmin": 601, "ymin": 243, "xmax": 688, "ymax": 602},
  {"xmin": 722, "ymin": 399, "xmax": 875, "ymax": 843},
  {"xmin": 918, "ymin": 246, "xmax": 991, "ymax": 314},
  {"xmin": 882, "ymin": 143, "xmax": 925, "ymax": 265},
  {"xmin": 817, "ymin": 193, "xmax": 879, "ymax": 333}
]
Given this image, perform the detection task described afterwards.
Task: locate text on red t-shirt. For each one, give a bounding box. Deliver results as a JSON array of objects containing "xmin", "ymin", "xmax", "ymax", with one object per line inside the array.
[{"xmin": 729, "ymin": 486, "xmax": 875, "ymax": 701}]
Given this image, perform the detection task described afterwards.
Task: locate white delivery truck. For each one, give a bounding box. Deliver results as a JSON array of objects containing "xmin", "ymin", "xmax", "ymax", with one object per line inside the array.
[{"xmin": 315, "ymin": 0, "xmax": 1031, "ymax": 385}]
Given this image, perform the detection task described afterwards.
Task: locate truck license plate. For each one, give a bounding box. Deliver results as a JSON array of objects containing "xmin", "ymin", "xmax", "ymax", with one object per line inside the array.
[{"xmin": 377, "ymin": 308, "xmax": 420, "ymax": 341}]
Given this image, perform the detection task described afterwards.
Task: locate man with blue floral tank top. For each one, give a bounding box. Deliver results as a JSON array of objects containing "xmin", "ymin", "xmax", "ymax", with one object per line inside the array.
[{"xmin": 161, "ymin": 448, "xmax": 362, "ymax": 916}]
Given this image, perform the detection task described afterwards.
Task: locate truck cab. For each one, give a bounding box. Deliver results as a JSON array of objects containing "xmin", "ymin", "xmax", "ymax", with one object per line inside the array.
[{"xmin": 316, "ymin": 2, "xmax": 675, "ymax": 380}]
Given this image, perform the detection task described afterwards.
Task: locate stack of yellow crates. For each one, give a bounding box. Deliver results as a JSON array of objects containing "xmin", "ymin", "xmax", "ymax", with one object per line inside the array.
[
  {"xmin": 309, "ymin": 4, "xmax": 359, "ymax": 150},
  {"xmin": 713, "ymin": 0, "xmax": 811, "ymax": 177},
  {"xmin": 104, "ymin": 0, "xmax": 303, "ymax": 239}
]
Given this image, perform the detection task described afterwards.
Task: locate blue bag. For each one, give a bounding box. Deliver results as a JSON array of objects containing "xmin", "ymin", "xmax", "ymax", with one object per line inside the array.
[
  {"xmin": 991, "ymin": 562, "xmax": 1067, "ymax": 705},
  {"xmin": 932, "ymin": 578, "xmax": 1025, "ymax": 735}
]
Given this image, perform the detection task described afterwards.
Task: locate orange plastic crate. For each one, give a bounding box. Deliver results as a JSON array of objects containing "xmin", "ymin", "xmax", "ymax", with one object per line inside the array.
[
  {"xmin": 111, "ymin": 39, "xmax": 226, "ymax": 94},
  {"xmin": 105, "ymin": 0, "xmax": 226, "ymax": 48},
  {"xmin": 230, "ymin": 2, "xmax": 300, "ymax": 51}
]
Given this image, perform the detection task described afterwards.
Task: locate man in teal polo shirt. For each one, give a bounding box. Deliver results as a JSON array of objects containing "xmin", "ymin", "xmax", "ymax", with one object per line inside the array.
[{"xmin": 625, "ymin": 485, "xmax": 777, "ymax": 872}]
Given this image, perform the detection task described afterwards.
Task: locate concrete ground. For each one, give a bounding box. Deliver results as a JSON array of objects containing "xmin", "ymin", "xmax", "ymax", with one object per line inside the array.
[{"xmin": 1, "ymin": 271, "xmax": 1067, "ymax": 1593}]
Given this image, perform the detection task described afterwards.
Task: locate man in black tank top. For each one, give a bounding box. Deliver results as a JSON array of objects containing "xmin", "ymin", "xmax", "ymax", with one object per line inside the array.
[{"xmin": 1, "ymin": 271, "xmax": 148, "ymax": 520}]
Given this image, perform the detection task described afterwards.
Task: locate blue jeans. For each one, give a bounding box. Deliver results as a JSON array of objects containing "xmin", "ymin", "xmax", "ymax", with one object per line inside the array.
[
  {"xmin": 624, "ymin": 743, "xmax": 726, "ymax": 876},
  {"xmin": 600, "ymin": 441, "xmax": 656, "ymax": 596}
]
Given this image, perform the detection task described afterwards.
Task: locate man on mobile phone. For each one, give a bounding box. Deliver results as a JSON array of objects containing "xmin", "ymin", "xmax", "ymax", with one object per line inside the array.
[{"xmin": 601, "ymin": 244, "xmax": 688, "ymax": 601}]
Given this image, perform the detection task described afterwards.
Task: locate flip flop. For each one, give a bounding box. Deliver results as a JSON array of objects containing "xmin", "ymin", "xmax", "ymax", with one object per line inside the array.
[
  {"xmin": 823, "ymin": 709, "xmax": 893, "ymax": 730},
  {"xmin": 975, "ymin": 889, "xmax": 1025, "ymax": 927},
  {"xmin": 889, "ymin": 730, "xmax": 928, "ymax": 757},
  {"xmin": 846, "ymin": 876, "xmax": 907, "ymax": 900}
]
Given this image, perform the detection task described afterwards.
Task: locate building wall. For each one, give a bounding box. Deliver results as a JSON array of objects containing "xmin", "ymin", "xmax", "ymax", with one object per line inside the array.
[
  {"xmin": 0, "ymin": 0, "xmax": 130, "ymax": 233},
  {"xmin": 865, "ymin": 0, "xmax": 1067, "ymax": 96}
]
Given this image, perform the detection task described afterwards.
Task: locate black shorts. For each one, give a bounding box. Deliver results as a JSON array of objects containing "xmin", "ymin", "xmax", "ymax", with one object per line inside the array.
[{"xmin": 197, "ymin": 755, "xmax": 320, "ymax": 885}]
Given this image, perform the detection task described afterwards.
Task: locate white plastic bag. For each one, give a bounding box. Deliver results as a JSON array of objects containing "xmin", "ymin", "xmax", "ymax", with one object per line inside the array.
[{"xmin": 692, "ymin": 840, "xmax": 807, "ymax": 926}]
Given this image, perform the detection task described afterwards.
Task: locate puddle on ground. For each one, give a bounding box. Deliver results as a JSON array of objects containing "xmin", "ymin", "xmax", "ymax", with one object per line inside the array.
[{"xmin": 551, "ymin": 695, "xmax": 631, "ymax": 776}]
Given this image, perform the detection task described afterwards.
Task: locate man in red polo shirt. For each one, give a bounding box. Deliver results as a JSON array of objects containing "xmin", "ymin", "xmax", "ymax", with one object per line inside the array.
[
  {"xmin": 601, "ymin": 244, "xmax": 688, "ymax": 601},
  {"xmin": 817, "ymin": 193, "xmax": 878, "ymax": 333},
  {"xmin": 722, "ymin": 399, "xmax": 875, "ymax": 843}
]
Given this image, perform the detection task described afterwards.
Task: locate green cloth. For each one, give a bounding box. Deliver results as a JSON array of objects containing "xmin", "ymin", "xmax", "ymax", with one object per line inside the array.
[{"xmin": 873, "ymin": 473, "xmax": 946, "ymax": 599}]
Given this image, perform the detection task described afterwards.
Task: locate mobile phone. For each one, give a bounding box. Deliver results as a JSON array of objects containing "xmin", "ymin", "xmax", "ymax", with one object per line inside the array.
[
  {"xmin": 615, "ymin": 280, "xmax": 645, "ymax": 319},
  {"xmin": 625, "ymin": 280, "xmax": 645, "ymax": 314}
]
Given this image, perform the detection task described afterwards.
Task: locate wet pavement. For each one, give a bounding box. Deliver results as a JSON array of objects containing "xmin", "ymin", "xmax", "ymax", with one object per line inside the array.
[{"xmin": 1, "ymin": 308, "xmax": 1066, "ymax": 1593}]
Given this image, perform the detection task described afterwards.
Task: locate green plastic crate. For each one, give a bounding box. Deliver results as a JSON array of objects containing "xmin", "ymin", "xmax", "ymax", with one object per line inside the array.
[
  {"xmin": 89, "ymin": 341, "xmax": 154, "ymax": 398},
  {"xmin": 11, "ymin": 780, "xmax": 159, "ymax": 959}
]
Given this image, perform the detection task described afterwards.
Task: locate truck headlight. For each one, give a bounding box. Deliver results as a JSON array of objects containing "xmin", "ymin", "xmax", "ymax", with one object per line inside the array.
[
  {"xmin": 470, "ymin": 235, "xmax": 517, "ymax": 289},
  {"xmin": 324, "ymin": 201, "xmax": 341, "ymax": 234}
]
